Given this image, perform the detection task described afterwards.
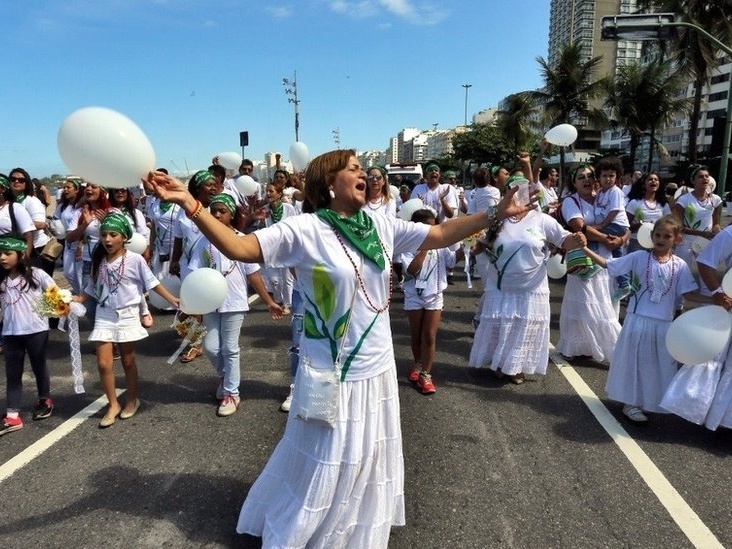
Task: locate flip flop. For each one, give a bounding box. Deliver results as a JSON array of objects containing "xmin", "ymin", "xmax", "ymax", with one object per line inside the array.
[{"xmin": 180, "ymin": 347, "xmax": 202, "ymax": 363}]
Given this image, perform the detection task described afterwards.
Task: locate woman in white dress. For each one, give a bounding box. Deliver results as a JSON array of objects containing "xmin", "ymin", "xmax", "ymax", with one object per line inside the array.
[
  {"xmin": 54, "ymin": 178, "xmax": 85, "ymax": 293},
  {"xmin": 362, "ymin": 166, "xmax": 397, "ymax": 218},
  {"xmin": 468, "ymin": 177, "xmax": 587, "ymax": 383},
  {"xmin": 555, "ymin": 165, "xmax": 623, "ymax": 363},
  {"xmin": 8, "ymin": 168, "xmax": 53, "ymax": 275},
  {"xmin": 146, "ymin": 149, "xmax": 535, "ymax": 548},
  {"xmin": 673, "ymin": 164, "xmax": 722, "ymax": 269},
  {"xmin": 625, "ymin": 171, "xmax": 669, "ymax": 252}
]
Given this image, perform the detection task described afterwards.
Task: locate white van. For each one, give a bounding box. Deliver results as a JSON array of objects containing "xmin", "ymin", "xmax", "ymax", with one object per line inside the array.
[{"xmin": 386, "ymin": 163, "xmax": 423, "ymax": 188}]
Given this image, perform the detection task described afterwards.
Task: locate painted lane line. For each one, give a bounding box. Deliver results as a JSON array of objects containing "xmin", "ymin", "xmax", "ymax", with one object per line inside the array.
[
  {"xmin": 550, "ymin": 347, "xmax": 723, "ymax": 549},
  {"xmin": 0, "ymin": 390, "xmax": 123, "ymax": 484}
]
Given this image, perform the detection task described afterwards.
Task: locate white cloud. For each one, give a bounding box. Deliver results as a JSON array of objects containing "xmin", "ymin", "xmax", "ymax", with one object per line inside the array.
[
  {"xmin": 328, "ymin": 0, "xmax": 447, "ymax": 25},
  {"xmin": 267, "ymin": 6, "xmax": 294, "ymax": 18}
]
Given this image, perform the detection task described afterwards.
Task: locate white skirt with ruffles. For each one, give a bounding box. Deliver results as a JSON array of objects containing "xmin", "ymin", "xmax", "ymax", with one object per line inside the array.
[
  {"xmin": 468, "ymin": 286, "xmax": 550, "ymax": 375},
  {"xmin": 89, "ymin": 304, "xmax": 148, "ymax": 343},
  {"xmin": 555, "ymin": 271, "xmax": 621, "ymax": 363},
  {"xmin": 236, "ymin": 367, "xmax": 405, "ymax": 549}
]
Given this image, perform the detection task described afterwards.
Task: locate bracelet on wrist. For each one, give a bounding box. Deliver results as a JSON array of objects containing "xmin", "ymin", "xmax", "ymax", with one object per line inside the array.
[{"xmin": 185, "ymin": 200, "xmax": 203, "ymax": 219}]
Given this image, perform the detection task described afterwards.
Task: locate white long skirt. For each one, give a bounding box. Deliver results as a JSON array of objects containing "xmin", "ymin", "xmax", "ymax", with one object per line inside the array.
[
  {"xmin": 703, "ymin": 350, "xmax": 732, "ymax": 430},
  {"xmin": 661, "ymin": 359, "xmax": 723, "ymax": 425},
  {"xmin": 468, "ymin": 287, "xmax": 550, "ymax": 375},
  {"xmin": 605, "ymin": 313, "xmax": 675, "ymax": 413},
  {"xmin": 556, "ymin": 271, "xmax": 621, "ymax": 363},
  {"xmin": 236, "ymin": 367, "xmax": 405, "ymax": 549}
]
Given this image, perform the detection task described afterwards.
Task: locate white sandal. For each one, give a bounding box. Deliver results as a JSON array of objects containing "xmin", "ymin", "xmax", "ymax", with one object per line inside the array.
[{"xmin": 622, "ymin": 405, "xmax": 648, "ymax": 423}]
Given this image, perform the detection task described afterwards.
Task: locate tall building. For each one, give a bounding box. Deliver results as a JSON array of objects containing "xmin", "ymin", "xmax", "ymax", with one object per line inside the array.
[{"xmin": 548, "ymin": 0, "xmax": 641, "ymax": 75}]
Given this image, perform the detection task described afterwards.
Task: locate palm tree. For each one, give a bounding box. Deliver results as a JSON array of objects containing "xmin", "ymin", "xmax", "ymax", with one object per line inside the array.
[
  {"xmin": 604, "ymin": 59, "xmax": 691, "ymax": 170},
  {"xmin": 532, "ymin": 44, "xmax": 609, "ymax": 190},
  {"xmin": 637, "ymin": 0, "xmax": 732, "ymax": 162},
  {"xmin": 495, "ymin": 92, "xmax": 540, "ymax": 151}
]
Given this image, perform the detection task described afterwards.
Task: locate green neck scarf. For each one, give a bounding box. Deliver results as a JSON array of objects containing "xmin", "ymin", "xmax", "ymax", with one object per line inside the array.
[
  {"xmin": 270, "ymin": 201, "xmax": 284, "ymax": 223},
  {"xmin": 15, "ymin": 193, "xmax": 25, "ymax": 203},
  {"xmin": 316, "ymin": 208, "xmax": 385, "ymax": 270},
  {"xmin": 159, "ymin": 200, "xmax": 174, "ymax": 214}
]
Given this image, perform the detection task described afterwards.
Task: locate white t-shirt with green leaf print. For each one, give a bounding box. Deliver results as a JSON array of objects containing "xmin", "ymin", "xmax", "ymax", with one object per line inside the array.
[{"xmin": 255, "ymin": 213, "xmax": 430, "ymax": 381}]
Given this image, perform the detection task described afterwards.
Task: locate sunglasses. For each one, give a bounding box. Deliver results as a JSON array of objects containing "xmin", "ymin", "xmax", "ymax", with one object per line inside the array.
[
  {"xmin": 9, "ymin": 176, "xmax": 26, "ymax": 183},
  {"xmin": 367, "ymin": 175, "xmax": 383, "ymax": 182}
]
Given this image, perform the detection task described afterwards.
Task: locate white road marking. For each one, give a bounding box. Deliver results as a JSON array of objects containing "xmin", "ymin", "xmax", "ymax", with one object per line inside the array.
[
  {"xmin": 550, "ymin": 346, "xmax": 723, "ymax": 549},
  {"xmin": 0, "ymin": 390, "xmax": 123, "ymax": 484}
]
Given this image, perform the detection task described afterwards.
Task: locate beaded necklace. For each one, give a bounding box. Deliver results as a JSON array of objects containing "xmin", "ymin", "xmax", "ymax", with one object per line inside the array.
[
  {"xmin": 100, "ymin": 250, "xmax": 127, "ymax": 295},
  {"xmin": 367, "ymin": 197, "xmax": 383, "ymax": 210},
  {"xmin": 645, "ymin": 251, "xmax": 676, "ymax": 300},
  {"xmin": 207, "ymin": 243, "xmax": 237, "ymax": 277},
  {"xmin": 332, "ymin": 228, "xmax": 392, "ymax": 313},
  {"xmin": 643, "ymin": 198, "xmax": 658, "ymax": 210},
  {"xmin": 1, "ymin": 274, "xmax": 27, "ymax": 306}
]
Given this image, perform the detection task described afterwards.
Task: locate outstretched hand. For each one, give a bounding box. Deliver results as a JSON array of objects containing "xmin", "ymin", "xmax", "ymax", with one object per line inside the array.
[
  {"xmin": 144, "ymin": 171, "xmax": 194, "ymax": 207},
  {"xmin": 496, "ymin": 185, "xmax": 539, "ymax": 219}
]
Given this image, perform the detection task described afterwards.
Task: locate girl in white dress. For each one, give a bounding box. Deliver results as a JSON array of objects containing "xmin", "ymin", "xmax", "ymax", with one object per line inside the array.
[
  {"xmin": 400, "ymin": 208, "xmax": 457, "ymax": 394},
  {"xmin": 73, "ymin": 212, "xmax": 178, "ymax": 428},
  {"xmin": 262, "ymin": 179, "xmax": 297, "ymax": 314},
  {"xmin": 584, "ymin": 216, "xmax": 704, "ymax": 423},
  {"xmin": 188, "ymin": 194, "xmax": 283, "ymax": 417}
]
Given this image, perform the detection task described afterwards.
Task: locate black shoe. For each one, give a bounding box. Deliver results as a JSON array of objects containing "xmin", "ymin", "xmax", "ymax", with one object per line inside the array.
[
  {"xmin": 446, "ymin": 275, "xmax": 455, "ymax": 285},
  {"xmin": 32, "ymin": 398, "xmax": 54, "ymax": 420}
]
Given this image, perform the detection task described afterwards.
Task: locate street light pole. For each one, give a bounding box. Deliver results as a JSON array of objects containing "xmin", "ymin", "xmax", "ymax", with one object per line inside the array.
[
  {"xmin": 462, "ymin": 84, "xmax": 472, "ymax": 126},
  {"xmin": 601, "ymin": 13, "xmax": 732, "ymax": 191},
  {"xmin": 282, "ymin": 71, "xmax": 301, "ymax": 142}
]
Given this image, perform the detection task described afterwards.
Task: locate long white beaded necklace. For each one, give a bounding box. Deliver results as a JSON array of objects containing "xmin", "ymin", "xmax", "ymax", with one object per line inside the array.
[
  {"xmin": 332, "ymin": 229, "xmax": 392, "ymax": 313},
  {"xmin": 645, "ymin": 251, "xmax": 675, "ymax": 303}
]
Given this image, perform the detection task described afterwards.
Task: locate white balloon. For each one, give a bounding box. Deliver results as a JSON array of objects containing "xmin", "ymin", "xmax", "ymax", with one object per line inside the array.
[
  {"xmin": 547, "ymin": 254, "xmax": 567, "ymax": 279},
  {"xmin": 637, "ymin": 222, "xmax": 654, "ymax": 249},
  {"xmin": 234, "ymin": 175, "xmax": 259, "ymax": 197},
  {"xmin": 399, "ymin": 198, "xmax": 424, "ymax": 221},
  {"xmin": 289, "ymin": 142, "xmax": 311, "ymax": 172},
  {"xmin": 149, "ymin": 275, "xmax": 181, "ymax": 310},
  {"xmin": 666, "ymin": 306, "xmax": 732, "ymax": 364},
  {"xmin": 390, "ymin": 185, "xmax": 400, "ymax": 200},
  {"xmin": 217, "ymin": 151, "xmax": 242, "ymax": 171},
  {"xmin": 544, "ymin": 123, "xmax": 579, "ymax": 147},
  {"xmin": 722, "ymin": 269, "xmax": 732, "ymax": 298},
  {"xmin": 708, "ymin": 175, "xmax": 717, "ymax": 193},
  {"xmin": 57, "ymin": 106, "xmax": 155, "ymax": 189},
  {"xmin": 179, "ymin": 268, "xmax": 228, "ymax": 314},
  {"xmin": 124, "ymin": 232, "xmax": 148, "ymax": 254},
  {"xmin": 691, "ymin": 236, "xmax": 711, "ymax": 256}
]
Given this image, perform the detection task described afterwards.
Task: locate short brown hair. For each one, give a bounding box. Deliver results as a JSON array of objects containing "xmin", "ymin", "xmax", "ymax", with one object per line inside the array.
[{"xmin": 303, "ymin": 149, "xmax": 355, "ymax": 213}]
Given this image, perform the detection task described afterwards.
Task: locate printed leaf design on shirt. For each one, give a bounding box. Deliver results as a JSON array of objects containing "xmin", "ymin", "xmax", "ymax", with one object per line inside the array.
[
  {"xmin": 202, "ymin": 248, "xmax": 213, "ymax": 269},
  {"xmin": 683, "ymin": 205, "xmax": 702, "ymax": 229},
  {"xmin": 332, "ymin": 310, "xmax": 350, "ymax": 340},
  {"xmin": 312, "ymin": 263, "xmax": 335, "ymax": 320},
  {"xmin": 303, "ymin": 310, "xmax": 327, "ymax": 339},
  {"xmin": 629, "ymin": 271, "xmax": 647, "ymax": 314},
  {"xmin": 634, "ymin": 208, "xmax": 645, "ymax": 221},
  {"xmin": 489, "ymin": 242, "xmax": 525, "ymax": 291}
]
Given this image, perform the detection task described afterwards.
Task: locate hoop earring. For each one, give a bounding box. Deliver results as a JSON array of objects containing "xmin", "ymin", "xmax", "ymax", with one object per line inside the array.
[{"xmin": 329, "ymin": 189, "xmax": 336, "ymax": 199}]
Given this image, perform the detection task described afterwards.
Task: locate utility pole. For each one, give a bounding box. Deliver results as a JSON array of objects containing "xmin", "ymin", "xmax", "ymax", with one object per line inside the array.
[
  {"xmin": 282, "ymin": 72, "xmax": 301, "ymax": 141},
  {"xmin": 462, "ymin": 83, "xmax": 472, "ymax": 126}
]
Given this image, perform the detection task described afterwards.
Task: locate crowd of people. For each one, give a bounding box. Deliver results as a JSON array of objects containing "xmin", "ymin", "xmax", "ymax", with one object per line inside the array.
[{"xmin": 2, "ymin": 149, "xmax": 732, "ymax": 547}]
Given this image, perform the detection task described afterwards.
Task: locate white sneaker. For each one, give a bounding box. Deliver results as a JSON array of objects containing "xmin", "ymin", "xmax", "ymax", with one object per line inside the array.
[
  {"xmin": 217, "ymin": 394, "xmax": 241, "ymax": 417},
  {"xmin": 280, "ymin": 384, "xmax": 294, "ymax": 412}
]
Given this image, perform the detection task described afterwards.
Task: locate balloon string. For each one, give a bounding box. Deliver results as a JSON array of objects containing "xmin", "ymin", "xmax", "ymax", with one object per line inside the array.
[{"xmin": 463, "ymin": 243, "xmax": 472, "ymax": 289}]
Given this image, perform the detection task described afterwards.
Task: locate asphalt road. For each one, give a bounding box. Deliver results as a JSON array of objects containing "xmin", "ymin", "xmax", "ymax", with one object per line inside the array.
[{"xmin": 1, "ymin": 267, "xmax": 731, "ymax": 549}]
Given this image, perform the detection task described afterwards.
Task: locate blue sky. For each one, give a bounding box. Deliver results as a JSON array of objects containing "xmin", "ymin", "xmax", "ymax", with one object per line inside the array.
[{"xmin": 3, "ymin": 0, "xmax": 550, "ymax": 177}]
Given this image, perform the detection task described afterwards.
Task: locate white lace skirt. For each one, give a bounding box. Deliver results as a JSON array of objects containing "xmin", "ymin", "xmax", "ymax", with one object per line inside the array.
[
  {"xmin": 236, "ymin": 367, "xmax": 405, "ymax": 549},
  {"xmin": 555, "ymin": 271, "xmax": 621, "ymax": 363},
  {"xmin": 605, "ymin": 313, "xmax": 675, "ymax": 413},
  {"xmin": 661, "ymin": 359, "xmax": 723, "ymax": 425},
  {"xmin": 468, "ymin": 287, "xmax": 550, "ymax": 375},
  {"xmin": 89, "ymin": 305, "xmax": 148, "ymax": 343},
  {"xmin": 703, "ymin": 348, "xmax": 732, "ymax": 430}
]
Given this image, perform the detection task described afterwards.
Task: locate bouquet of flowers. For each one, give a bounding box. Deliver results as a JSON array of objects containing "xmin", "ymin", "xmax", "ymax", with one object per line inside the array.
[
  {"xmin": 462, "ymin": 229, "xmax": 486, "ymax": 249},
  {"xmin": 35, "ymin": 286, "xmax": 73, "ymax": 318},
  {"xmin": 167, "ymin": 313, "xmax": 207, "ymax": 364}
]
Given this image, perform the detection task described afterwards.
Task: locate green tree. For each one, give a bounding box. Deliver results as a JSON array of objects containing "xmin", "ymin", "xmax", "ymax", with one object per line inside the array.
[
  {"xmin": 495, "ymin": 92, "xmax": 541, "ymax": 151},
  {"xmin": 451, "ymin": 124, "xmax": 516, "ymax": 166},
  {"xmin": 531, "ymin": 44, "xmax": 608, "ymax": 188},
  {"xmin": 603, "ymin": 59, "xmax": 691, "ymax": 170}
]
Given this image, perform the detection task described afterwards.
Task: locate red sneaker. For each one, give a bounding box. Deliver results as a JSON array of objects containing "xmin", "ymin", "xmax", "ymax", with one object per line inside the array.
[
  {"xmin": 408, "ymin": 363, "xmax": 422, "ymax": 383},
  {"xmin": 0, "ymin": 415, "xmax": 23, "ymax": 436},
  {"xmin": 417, "ymin": 373, "xmax": 436, "ymax": 394}
]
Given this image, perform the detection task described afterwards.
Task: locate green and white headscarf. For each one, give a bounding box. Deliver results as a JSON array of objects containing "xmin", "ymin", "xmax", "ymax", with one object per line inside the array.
[
  {"xmin": 191, "ymin": 170, "xmax": 215, "ymax": 190},
  {"xmin": 100, "ymin": 211, "xmax": 133, "ymax": 241},
  {"xmin": 0, "ymin": 235, "xmax": 26, "ymax": 252},
  {"xmin": 210, "ymin": 193, "xmax": 237, "ymax": 215}
]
